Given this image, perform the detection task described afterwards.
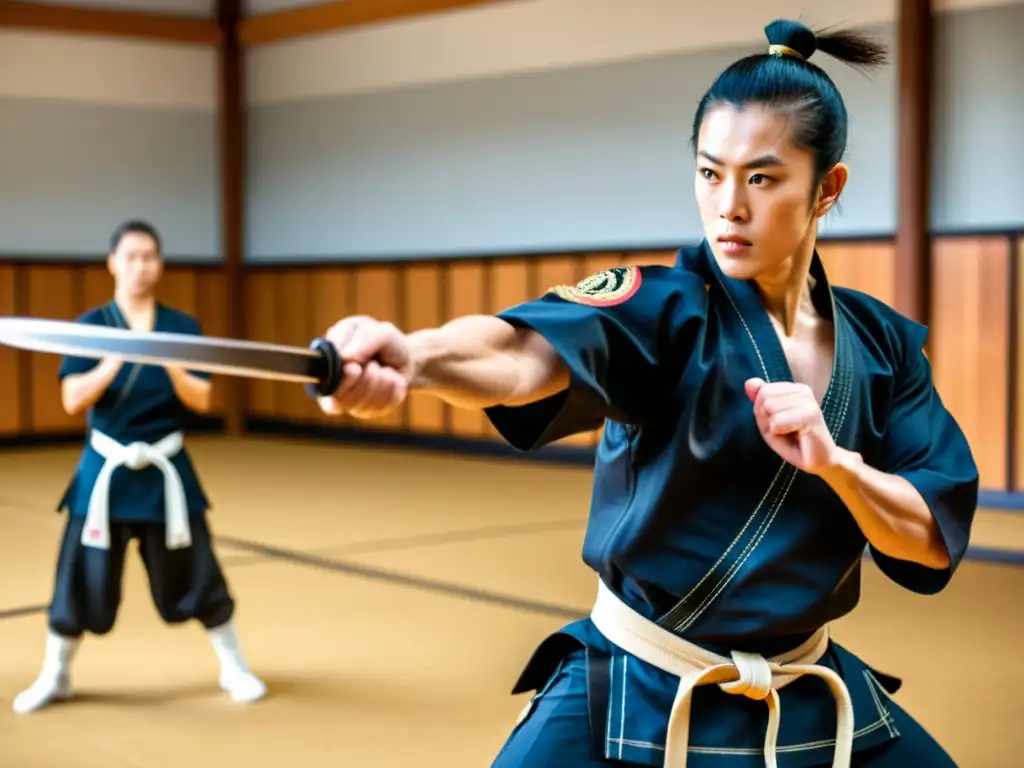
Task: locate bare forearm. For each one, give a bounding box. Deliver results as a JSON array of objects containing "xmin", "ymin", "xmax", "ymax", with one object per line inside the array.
[
  {"xmin": 820, "ymin": 449, "xmax": 950, "ymax": 569},
  {"xmin": 407, "ymin": 315, "xmax": 568, "ymax": 410},
  {"xmin": 61, "ymin": 359, "xmax": 122, "ymax": 415},
  {"xmin": 167, "ymin": 368, "xmax": 213, "ymax": 413}
]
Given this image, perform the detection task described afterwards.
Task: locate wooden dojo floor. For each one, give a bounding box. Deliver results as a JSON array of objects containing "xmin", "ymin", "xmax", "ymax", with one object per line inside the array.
[{"xmin": 1, "ymin": 436, "xmax": 1022, "ymax": 767}]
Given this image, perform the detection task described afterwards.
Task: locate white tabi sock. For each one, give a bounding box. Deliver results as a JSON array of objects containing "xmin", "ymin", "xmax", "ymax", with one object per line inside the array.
[
  {"xmin": 12, "ymin": 632, "xmax": 79, "ymax": 714},
  {"xmin": 207, "ymin": 620, "xmax": 267, "ymax": 703}
]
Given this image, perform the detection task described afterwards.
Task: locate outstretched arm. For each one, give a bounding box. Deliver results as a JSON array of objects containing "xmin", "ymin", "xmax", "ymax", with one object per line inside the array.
[
  {"xmin": 318, "ymin": 265, "xmax": 707, "ymax": 450},
  {"xmin": 411, "ymin": 315, "xmax": 571, "ymax": 408},
  {"xmin": 317, "ymin": 314, "xmax": 569, "ymax": 419}
]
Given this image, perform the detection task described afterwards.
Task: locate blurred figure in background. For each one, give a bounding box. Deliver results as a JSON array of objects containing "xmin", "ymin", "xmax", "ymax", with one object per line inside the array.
[{"xmin": 13, "ymin": 219, "xmax": 266, "ymax": 714}]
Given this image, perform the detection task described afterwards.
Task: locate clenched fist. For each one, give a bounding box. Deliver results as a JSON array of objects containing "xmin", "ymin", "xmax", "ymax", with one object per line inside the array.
[
  {"xmin": 317, "ymin": 316, "xmax": 414, "ymax": 419},
  {"xmin": 745, "ymin": 377, "xmax": 839, "ymax": 475}
]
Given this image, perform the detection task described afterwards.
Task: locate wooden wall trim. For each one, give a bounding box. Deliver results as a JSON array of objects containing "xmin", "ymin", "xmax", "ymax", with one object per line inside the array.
[
  {"xmin": 239, "ymin": 231, "xmax": 1024, "ymax": 270},
  {"xmin": 237, "ymin": 0, "xmax": 516, "ymax": 46},
  {"xmin": 0, "ymin": 1, "xmax": 221, "ymax": 45},
  {"xmin": 0, "ymin": 0, "xmax": 517, "ymax": 47},
  {"xmin": 0, "ymin": 257, "xmax": 222, "ymax": 269}
]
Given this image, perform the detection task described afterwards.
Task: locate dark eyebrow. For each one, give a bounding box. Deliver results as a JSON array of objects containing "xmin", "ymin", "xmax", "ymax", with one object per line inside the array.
[{"xmin": 698, "ymin": 150, "xmax": 785, "ymax": 170}]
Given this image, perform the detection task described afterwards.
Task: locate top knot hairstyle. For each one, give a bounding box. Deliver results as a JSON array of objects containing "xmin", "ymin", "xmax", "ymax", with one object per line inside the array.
[{"xmin": 691, "ymin": 19, "xmax": 889, "ymax": 186}]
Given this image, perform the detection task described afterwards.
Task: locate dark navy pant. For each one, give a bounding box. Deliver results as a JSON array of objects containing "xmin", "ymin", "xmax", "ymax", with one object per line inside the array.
[
  {"xmin": 49, "ymin": 514, "xmax": 235, "ymax": 638},
  {"xmin": 491, "ymin": 651, "xmax": 958, "ymax": 767}
]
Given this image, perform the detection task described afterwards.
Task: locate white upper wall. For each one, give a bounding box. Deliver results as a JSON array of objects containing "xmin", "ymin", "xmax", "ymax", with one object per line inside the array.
[
  {"xmin": 0, "ymin": 25, "xmax": 219, "ymax": 255},
  {"xmin": 17, "ymin": 0, "xmax": 314, "ymax": 16},
  {"xmin": 18, "ymin": 0, "xmax": 1022, "ymax": 109},
  {"xmin": 247, "ymin": 0, "xmax": 1024, "ymax": 105},
  {"xmin": 244, "ymin": 0, "xmax": 313, "ymax": 11},
  {"xmin": 0, "ymin": 31, "xmax": 217, "ymax": 110},
  {"xmin": 24, "ymin": 0, "xmax": 215, "ymax": 16}
]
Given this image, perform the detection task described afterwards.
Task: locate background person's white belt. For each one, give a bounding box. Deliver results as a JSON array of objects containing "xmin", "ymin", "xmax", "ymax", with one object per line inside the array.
[
  {"xmin": 82, "ymin": 430, "xmax": 191, "ymax": 551},
  {"xmin": 589, "ymin": 578, "xmax": 855, "ymax": 768}
]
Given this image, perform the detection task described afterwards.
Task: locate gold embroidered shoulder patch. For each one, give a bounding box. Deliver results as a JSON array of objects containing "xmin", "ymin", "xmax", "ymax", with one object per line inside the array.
[{"xmin": 547, "ymin": 266, "xmax": 641, "ymax": 307}]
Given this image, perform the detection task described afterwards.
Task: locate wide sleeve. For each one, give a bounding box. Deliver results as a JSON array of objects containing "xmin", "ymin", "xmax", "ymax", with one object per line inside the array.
[
  {"xmin": 871, "ymin": 324, "xmax": 979, "ymax": 595},
  {"xmin": 57, "ymin": 309, "xmax": 107, "ymax": 381},
  {"xmin": 483, "ymin": 265, "xmax": 704, "ymax": 451}
]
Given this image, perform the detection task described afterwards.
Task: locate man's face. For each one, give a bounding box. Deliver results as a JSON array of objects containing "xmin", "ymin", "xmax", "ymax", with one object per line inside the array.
[{"xmin": 108, "ymin": 232, "xmax": 163, "ymax": 298}]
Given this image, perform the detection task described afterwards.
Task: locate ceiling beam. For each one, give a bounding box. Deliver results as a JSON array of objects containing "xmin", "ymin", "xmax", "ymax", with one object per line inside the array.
[
  {"xmin": 237, "ymin": 0, "xmax": 514, "ymax": 46},
  {"xmin": 0, "ymin": 1, "xmax": 221, "ymax": 45}
]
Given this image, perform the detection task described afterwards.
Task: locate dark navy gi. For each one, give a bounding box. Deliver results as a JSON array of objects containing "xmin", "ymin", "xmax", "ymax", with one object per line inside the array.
[
  {"xmin": 51, "ymin": 300, "xmax": 234, "ymax": 638},
  {"xmin": 485, "ymin": 240, "xmax": 977, "ymax": 767}
]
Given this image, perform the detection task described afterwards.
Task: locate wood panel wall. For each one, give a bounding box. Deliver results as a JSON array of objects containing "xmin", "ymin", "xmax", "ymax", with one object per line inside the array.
[
  {"xmin": 0, "ymin": 261, "xmax": 228, "ymax": 440},
  {"xmin": 239, "ymin": 252, "xmax": 685, "ymax": 449},
  {"xmin": 1017, "ymin": 237, "xmax": 1023, "ymax": 492},
  {"xmin": 0, "ymin": 235, "xmax": 1019, "ymax": 494},
  {"xmin": 930, "ymin": 237, "xmax": 1011, "ymax": 490}
]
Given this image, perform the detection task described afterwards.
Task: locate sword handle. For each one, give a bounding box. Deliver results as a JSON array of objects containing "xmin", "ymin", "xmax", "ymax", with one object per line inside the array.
[{"xmin": 305, "ymin": 337, "xmax": 344, "ymax": 398}]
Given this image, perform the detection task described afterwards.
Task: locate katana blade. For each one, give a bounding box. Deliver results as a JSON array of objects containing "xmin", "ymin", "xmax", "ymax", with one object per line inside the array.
[{"xmin": 0, "ymin": 317, "xmax": 343, "ymax": 396}]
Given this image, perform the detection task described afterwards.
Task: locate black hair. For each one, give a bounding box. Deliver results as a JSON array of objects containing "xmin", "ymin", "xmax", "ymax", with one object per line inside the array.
[
  {"xmin": 109, "ymin": 218, "xmax": 163, "ymax": 255},
  {"xmin": 691, "ymin": 19, "xmax": 889, "ymax": 186}
]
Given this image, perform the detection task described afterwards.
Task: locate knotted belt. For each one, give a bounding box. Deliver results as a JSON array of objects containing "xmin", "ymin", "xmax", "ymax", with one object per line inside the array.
[
  {"xmin": 590, "ymin": 578, "xmax": 855, "ymax": 767},
  {"xmin": 82, "ymin": 429, "xmax": 191, "ymax": 551}
]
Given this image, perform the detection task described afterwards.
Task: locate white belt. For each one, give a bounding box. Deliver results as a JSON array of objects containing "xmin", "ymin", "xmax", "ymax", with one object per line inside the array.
[
  {"xmin": 590, "ymin": 579, "xmax": 855, "ymax": 768},
  {"xmin": 82, "ymin": 429, "xmax": 191, "ymax": 551}
]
